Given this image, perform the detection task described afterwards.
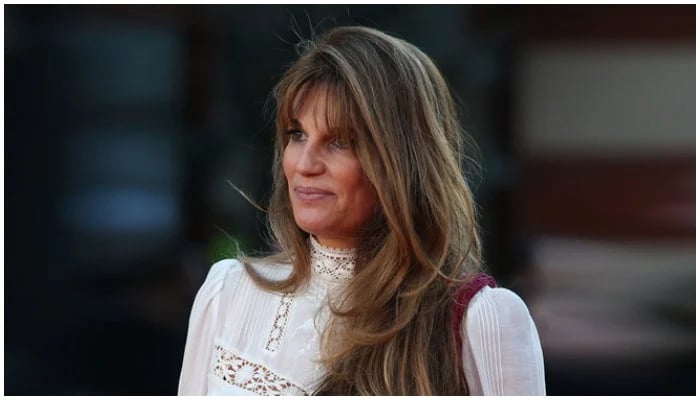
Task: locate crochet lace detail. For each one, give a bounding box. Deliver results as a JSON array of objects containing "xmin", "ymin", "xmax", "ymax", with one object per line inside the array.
[
  {"xmin": 265, "ymin": 292, "xmax": 294, "ymax": 352},
  {"xmin": 309, "ymin": 235, "xmax": 356, "ymax": 281},
  {"xmin": 213, "ymin": 344, "xmax": 308, "ymax": 395}
]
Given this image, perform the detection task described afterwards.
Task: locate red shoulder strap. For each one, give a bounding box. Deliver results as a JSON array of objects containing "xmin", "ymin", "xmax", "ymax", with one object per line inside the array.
[{"xmin": 451, "ymin": 273, "xmax": 497, "ymax": 363}]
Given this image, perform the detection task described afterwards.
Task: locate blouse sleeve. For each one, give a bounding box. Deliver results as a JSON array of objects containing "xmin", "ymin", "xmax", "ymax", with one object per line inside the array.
[
  {"xmin": 460, "ymin": 286, "xmax": 546, "ymax": 395},
  {"xmin": 178, "ymin": 259, "xmax": 236, "ymax": 395}
]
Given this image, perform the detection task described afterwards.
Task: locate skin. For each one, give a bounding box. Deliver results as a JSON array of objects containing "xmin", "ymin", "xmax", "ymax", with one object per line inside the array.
[{"xmin": 283, "ymin": 88, "xmax": 378, "ymax": 249}]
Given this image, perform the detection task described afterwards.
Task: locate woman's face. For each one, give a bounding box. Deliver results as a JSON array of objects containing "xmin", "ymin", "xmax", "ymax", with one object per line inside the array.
[{"xmin": 283, "ymin": 88, "xmax": 378, "ymax": 249}]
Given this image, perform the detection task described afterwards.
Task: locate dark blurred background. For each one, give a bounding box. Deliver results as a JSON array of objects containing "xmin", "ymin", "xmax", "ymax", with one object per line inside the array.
[{"xmin": 4, "ymin": 4, "xmax": 695, "ymax": 395}]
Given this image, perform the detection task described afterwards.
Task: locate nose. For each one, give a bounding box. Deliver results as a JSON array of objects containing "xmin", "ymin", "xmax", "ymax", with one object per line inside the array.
[{"xmin": 295, "ymin": 142, "xmax": 325, "ymax": 176}]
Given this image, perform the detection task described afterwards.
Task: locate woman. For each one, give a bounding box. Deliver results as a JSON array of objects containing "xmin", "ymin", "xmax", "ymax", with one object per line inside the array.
[{"xmin": 179, "ymin": 26, "xmax": 545, "ymax": 395}]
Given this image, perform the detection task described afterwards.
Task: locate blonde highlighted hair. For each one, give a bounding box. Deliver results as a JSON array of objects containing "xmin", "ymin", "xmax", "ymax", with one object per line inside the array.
[{"xmin": 246, "ymin": 26, "xmax": 484, "ymax": 395}]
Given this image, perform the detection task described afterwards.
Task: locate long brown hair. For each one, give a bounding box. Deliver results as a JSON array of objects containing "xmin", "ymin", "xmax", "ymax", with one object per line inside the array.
[{"xmin": 246, "ymin": 26, "xmax": 484, "ymax": 395}]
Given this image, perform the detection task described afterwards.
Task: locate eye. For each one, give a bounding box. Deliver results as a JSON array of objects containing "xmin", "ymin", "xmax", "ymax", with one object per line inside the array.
[
  {"xmin": 329, "ymin": 136, "xmax": 351, "ymax": 150},
  {"xmin": 286, "ymin": 129, "xmax": 306, "ymax": 142}
]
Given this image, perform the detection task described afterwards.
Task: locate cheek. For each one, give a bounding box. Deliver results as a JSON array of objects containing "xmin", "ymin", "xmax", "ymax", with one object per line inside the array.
[
  {"xmin": 350, "ymin": 181, "xmax": 378, "ymax": 231},
  {"xmin": 345, "ymin": 169, "xmax": 377, "ymax": 211},
  {"xmin": 357, "ymin": 181, "xmax": 378, "ymax": 211}
]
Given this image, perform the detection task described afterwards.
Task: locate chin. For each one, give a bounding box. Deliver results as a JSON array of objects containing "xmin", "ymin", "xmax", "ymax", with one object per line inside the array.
[{"xmin": 293, "ymin": 216, "xmax": 330, "ymax": 237}]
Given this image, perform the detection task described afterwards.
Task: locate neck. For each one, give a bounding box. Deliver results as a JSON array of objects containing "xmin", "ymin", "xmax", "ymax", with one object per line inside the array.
[
  {"xmin": 309, "ymin": 234, "xmax": 356, "ymax": 281},
  {"xmin": 313, "ymin": 235, "xmax": 357, "ymax": 250}
]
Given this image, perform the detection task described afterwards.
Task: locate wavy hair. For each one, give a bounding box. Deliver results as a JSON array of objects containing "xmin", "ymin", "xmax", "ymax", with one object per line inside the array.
[{"xmin": 245, "ymin": 26, "xmax": 484, "ymax": 395}]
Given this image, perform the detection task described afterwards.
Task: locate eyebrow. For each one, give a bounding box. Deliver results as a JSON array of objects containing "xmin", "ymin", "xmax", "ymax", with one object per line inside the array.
[
  {"xmin": 288, "ymin": 118, "xmax": 345, "ymax": 137},
  {"xmin": 289, "ymin": 119, "xmax": 303, "ymax": 129}
]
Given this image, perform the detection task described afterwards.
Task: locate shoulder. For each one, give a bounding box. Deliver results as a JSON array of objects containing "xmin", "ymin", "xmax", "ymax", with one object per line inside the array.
[
  {"xmin": 461, "ymin": 286, "xmax": 546, "ymax": 395},
  {"xmin": 189, "ymin": 257, "xmax": 293, "ymax": 319},
  {"xmin": 206, "ymin": 258, "xmax": 242, "ymax": 282},
  {"xmin": 199, "ymin": 257, "xmax": 293, "ymax": 292},
  {"xmin": 189, "ymin": 259, "xmax": 243, "ymax": 307},
  {"xmin": 201, "ymin": 258, "xmax": 245, "ymax": 288},
  {"xmin": 465, "ymin": 286, "xmax": 535, "ymax": 332},
  {"xmin": 455, "ymin": 277, "xmax": 546, "ymax": 394}
]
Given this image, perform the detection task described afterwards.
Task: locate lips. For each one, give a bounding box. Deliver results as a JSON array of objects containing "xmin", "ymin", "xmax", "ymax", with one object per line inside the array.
[{"xmin": 294, "ymin": 186, "xmax": 334, "ymax": 201}]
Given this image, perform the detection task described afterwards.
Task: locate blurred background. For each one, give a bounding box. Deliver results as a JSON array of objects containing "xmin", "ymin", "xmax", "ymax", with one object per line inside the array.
[{"xmin": 4, "ymin": 4, "xmax": 695, "ymax": 395}]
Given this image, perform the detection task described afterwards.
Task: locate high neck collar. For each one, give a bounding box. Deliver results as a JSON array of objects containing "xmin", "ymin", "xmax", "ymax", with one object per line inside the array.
[{"xmin": 309, "ymin": 235, "xmax": 356, "ymax": 281}]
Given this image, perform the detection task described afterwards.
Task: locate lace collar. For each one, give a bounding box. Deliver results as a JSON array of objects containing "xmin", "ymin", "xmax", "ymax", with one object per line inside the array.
[{"xmin": 309, "ymin": 235, "xmax": 356, "ymax": 281}]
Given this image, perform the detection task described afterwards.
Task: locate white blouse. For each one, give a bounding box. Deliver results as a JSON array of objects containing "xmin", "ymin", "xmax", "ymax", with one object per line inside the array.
[{"xmin": 178, "ymin": 237, "xmax": 546, "ymax": 395}]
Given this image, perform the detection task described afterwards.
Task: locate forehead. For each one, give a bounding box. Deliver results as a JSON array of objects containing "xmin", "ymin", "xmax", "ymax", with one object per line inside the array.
[
  {"xmin": 282, "ymin": 82, "xmax": 354, "ymax": 135},
  {"xmin": 294, "ymin": 86, "xmax": 330, "ymax": 120}
]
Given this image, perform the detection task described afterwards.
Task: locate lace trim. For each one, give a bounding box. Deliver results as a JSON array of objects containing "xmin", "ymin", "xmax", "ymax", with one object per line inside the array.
[
  {"xmin": 309, "ymin": 235, "xmax": 356, "ymax": 281},
  {"xmin": 265, "ymin": 292, "xmax": 294, "ymax": 352},
  {"xmin": 213, "ymin": 344, "xmax": 308, "ymax": 395}
]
